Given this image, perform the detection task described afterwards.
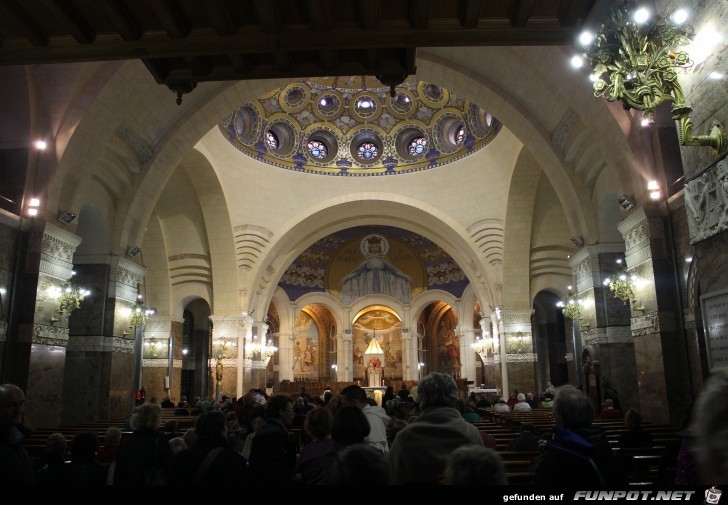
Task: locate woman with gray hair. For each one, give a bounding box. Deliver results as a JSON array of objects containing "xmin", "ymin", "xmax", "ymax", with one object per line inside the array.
[{"xmin": 388, "ymin": 372, "xmax": 483, "ymax": 484}]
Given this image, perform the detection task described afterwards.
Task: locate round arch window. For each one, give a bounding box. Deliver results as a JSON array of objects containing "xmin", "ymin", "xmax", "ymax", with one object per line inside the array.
[
  {"xmin": 266, "ymin": 131, "xmax": 279, "ymax": 150},
  {"xmin": 307, "ymin": 140, "xmax": 328, "ymax": 159},
  {"xmin": 408, "ymin": 137, "xmax": 427, "ymax": 156}
]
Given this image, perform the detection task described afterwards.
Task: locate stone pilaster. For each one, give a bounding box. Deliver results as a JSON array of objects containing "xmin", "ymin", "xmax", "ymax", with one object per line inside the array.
[{"xmin": 24, "ymin": 224, "xmax": 81, "ymax": 428}]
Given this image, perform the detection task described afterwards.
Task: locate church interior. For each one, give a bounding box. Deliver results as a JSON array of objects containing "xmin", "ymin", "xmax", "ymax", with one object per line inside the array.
[{"xmin": 0, "ymin": 0, "xmax": 727, "ymax": 466}]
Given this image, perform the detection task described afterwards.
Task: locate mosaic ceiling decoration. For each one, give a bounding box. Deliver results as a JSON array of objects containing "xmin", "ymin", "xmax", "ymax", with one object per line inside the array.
[
  {"xmin": 219, "ymin": 76, "xmax": 502, "ymax": 176},
  {"xmin": 279, "ymin": 225, "xmax": 469, "ymax": 302}
]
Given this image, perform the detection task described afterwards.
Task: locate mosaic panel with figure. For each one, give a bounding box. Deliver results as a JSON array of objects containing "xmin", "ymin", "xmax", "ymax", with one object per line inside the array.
[{"xmin": 292, "ymin": 312, "xmax": 321, "ymax": 380}]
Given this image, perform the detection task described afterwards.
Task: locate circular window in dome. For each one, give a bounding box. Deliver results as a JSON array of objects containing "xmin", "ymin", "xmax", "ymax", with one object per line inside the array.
[
  {"xmin": 286, "ymin": 88, "xmax": 305, "ymax": 106},
  {"xmin": 353, "ymin": 95, "xmax": 377, "ymax": 118},
  {"xmin": 266, "ymin": 131, "xmax": 279, "ymax": 150},
  {"xmin": 307, "ymin": 140, "xmax": 328, "ymax": 159},
  {"xmin": 408, "ymin": 137, "xmax": 427, "ymax": 156},
  {"xmin": 316, "ymin": 94, "xmax": 341, "ymax": 116},
  {"xmin": 232, "ymin": 105, "xmax": 261, "ymax": 146},
  {"xmin": 349, "ymin": 131, "xmax": 383, "ymax": 164},
  {"xmin": 424, "ymin": 84, "xmax": 442, "ymax": 101},
  {"xmin": 357, "ymin": 142, "xmax": 379, "ymax": 160},
  {"xmin": 305, "ymin": 130, "xmax": 338, "ymax": 163},
  {"xmin": 265, "ymin": 120, "xmax": 297, "ymax": 156}
]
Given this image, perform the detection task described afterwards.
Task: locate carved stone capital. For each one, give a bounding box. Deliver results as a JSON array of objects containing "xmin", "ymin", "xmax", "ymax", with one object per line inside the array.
[
  {"xmin": 39, "ymin": 224, "xmax": 82, "ymax": 280},
  {"xmin": 109, "ymin": 256, "xmax": 146, "ymax": 302}
]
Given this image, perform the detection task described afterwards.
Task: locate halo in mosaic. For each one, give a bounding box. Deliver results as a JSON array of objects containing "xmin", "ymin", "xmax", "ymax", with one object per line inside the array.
[{"xmin": 219, "ymin": 76, "xmax": 501, "ymax": 176}]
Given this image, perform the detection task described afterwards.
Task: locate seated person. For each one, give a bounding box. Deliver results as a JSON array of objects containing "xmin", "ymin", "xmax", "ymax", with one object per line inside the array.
[
  {"xmin": 618, "ymin": 408, "xmax": 653, "ymax": 448},
  {"xmin": 599, "ymin": 399, "xmax": 623, "ymax": 419}
]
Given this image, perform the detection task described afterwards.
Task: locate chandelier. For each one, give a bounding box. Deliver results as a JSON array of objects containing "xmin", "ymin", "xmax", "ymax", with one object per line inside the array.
[{"xmin": 574, "ymin": 0, "xmax": 725, "ymax": 156}]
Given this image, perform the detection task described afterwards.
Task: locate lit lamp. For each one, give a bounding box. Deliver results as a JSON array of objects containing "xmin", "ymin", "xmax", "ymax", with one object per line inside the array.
[
  {"xmin": 471, "ymin": 336, "xmax": 491, "ymax": 363},
  {"xmin": 574, "ymin": 0, "xmax": 726, "ymax": 156},
  {"xmin": 50, "ymin": 280, "xmax": 91, "ymax": 323},
  {"xmin": 557, "ymin": 285, "xmax": 588, "ymax": 329},
  {"xmin": 603, "ymin": 260, "xmax": 645, "ymax": 312},
  {"xmin": 126, "ymin": 294, "xmax": 156, "ymax": 332}
]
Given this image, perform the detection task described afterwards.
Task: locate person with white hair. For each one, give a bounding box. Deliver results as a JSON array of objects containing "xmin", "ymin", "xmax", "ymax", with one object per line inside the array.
[
  {"xmin": 690, "ymin": 367, "xmax": 728, "ymax": 484},
  {"xmin": 388, "ymin": 372, "xmax": 483, "ymax": 484},
  {"xmin": 493, "ymin": 397, "xmax": 511, "ymax": 413},
  {"xmin": 513, "ymin": 393, "xmax": 532, "ymax": 412}
]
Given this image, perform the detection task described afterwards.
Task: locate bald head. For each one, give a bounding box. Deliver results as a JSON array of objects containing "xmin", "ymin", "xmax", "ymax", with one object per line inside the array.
[{"xmin": 0, "ymin": 384, "xmax": 26, "ymax": 428}]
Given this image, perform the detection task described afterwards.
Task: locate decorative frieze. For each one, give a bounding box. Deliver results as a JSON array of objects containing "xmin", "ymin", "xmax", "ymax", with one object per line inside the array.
[
  {"xmin": 581, "ymin": 326, "xmax": 632, "ymax": 345},
  {"xmin": 39, "ymin": 224, "xmax": 82, "ymax": 280},
  {"xmin": 68, "ymin": 335, "xmax": 112, "ymax": 352},
  {"xmin": 505, "ymin": 352, "xmax": 536, "ymax": 363},
  {"xmin": 631, "ymin": 313, "xmax": 660, "ymax": 337},
  {"xmin": 208, "ymin": 358, "xmax": 238, "ymax": 368},
  {"xmin": 142, "ymin": 359, "xmax": 169, "ymax": 368},
  {"xmin": 32, "ymin": 323, "xmax": 69, "ymax": 347},
  {"xmin": 115, "ymin": 123, "xmax": 153, "ymax": 165},
  {"xmin": 617, "ymin": 208, "xmax": 663, "ymax": 268},
  {"xmin": 113, "ymin": 337, "xmax": 135, "ymax": 354},
  {"xmin": 109, "ymin": 257, "xmax": 146, "ymax": 302},
  {"xmin": 501, "ymin": 310, "xmax": 533, "ymax": 331},
  {"xmin": 168, "ymin": 253, "xmax": 210, "ymax": 262},
  {"xmin": 683, "ymin": 307, "xmax": 701, "ymax": 330}
]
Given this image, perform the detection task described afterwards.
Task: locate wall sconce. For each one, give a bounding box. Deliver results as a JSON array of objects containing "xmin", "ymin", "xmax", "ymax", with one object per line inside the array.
[
  {"xmin": 248, "ymin": 336, "xmax": 277, "ymax": 364},
  {"xmin": 574, "ymin": 0, "xmax": 726, "ymax": 156},
  {"xmin": 471, "ymin": 337, "xmax": 491, "ymax": 363},
  {"xmin": 128, "ymin": 294, "xmax": 155, "ymax": 330},
  {"xmin": 49, "ymin": 279, "xmax": 91, "ymax": 323},
  {"xmin": 557, "ymin": 285, "xmax": 589, "ymax": 329},
  {"xmin": 144, "ymin": 338, "xmax": 167, "ymax": 358},
  {"xmin": 603, "ymin": 260, "xmax": 645, "ymax": 312},
  {"xmin": 213, "ymin": 335, "xmax": 237, "ymax": 359},
  {"xmin": 509, "ymin": 332, "xmax": 528, "ymax": 354}
]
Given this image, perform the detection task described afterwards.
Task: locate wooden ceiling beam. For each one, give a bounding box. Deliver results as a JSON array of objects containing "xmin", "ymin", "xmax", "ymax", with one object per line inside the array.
[
  {"xmin": 0, "ymin": 0, "xmax": 48, "ymax": 47},
  {"xmin": 357, "ymin": 0, "xmax": 380, "ymax": 31},
  {"xmin": 151, "ymin": 0, "xmax": 190, "ymax": 39},
  {"xmin": 43, "ymin": 0, "xmax": 95, "ymax": 44},
  {"xmin": 97, "ymin": 0, "xmax": 141, "ymax": 41},
  {"xmin": 307, "ymin": 0, "xmax": 331, "ymax": 31},
  {"xmin": 205, "ymin": 0, "xmax": 235, "ymax": 36},
  {"xmin": 460, "ymin": 0, "xmax": 483, "ymax": 29}
]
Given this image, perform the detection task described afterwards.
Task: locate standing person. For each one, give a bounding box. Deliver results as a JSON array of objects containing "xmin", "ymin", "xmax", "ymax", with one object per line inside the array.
[
  {"xmin": 248, "ymin": 394, "xmax": 296, "ymax": 485},
  {"xmin": 389, "ymin": 372, "xmax": 483, "ymax": 484},
  {"xmin": 339, "ymin": 385, "xmax": 390, "ymax": 454},
  {"xmin": 0, "ymin": 384, "xmax": 34, "ymax": 486}
]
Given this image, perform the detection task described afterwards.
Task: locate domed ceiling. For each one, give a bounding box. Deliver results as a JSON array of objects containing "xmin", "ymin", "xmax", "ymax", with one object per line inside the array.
[{"xmin": 219, "ymin": 76, "xmax": 502, "ymax": 176}]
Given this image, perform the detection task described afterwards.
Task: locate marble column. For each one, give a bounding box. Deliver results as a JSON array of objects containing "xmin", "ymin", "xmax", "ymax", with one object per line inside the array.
[
  {"xmin": 60, "ymin": 256, "xmax": 144, "ymax": 424},
  {"xmin": 140, "ymin": 315, "xmax": 184, "ymax": 402},
  {"xmin": 618, "ymin": 207, "xmax": 690, "ymax": 425}
]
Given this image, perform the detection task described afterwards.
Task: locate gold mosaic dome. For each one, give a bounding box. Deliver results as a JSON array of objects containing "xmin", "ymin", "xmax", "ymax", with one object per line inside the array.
[{"xmin": 219, "ymin": 76, "xmax": 501, "ymax": 176}]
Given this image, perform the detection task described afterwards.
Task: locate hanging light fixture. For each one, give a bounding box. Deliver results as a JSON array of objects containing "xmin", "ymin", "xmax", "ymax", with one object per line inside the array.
[
  {"xmin": 557, "ymin": 285, "xmax": 584, "ymax": 322},
  {"xmin": 471, "ymin": 336, "xmax": 490, "ymax": 363},
  {"xmin": 573, "ymin": 0, "xmax": 725, "ymax": 156}
]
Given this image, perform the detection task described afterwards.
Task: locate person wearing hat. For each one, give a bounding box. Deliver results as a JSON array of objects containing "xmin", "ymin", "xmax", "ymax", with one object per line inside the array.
[
  {"xmin": 513, "ymin": 393, "xmax": 532, "ymax": 412},
  {"xmin": 493, "ymin": 397, "xmax": 510, "ymax": 413}
]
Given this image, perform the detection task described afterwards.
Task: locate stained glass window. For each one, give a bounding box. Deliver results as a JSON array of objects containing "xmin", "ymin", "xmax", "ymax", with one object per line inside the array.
[
  {"xmin": 408, "ymin": 137, "xmax": 427, "ymax": 156},
  {"xmin": 308, "ymin": 140, "xmax": 328, "ymax": 159},
  {"xmin": 266, "ymin": 131, "xmax": 279, "ymax": 150},
  {"xmin": 455, "ymin": 125, "xmax": 465, "ymax": 145},
  {"xmin": 357, "ymin": 142, "xmax": 378, "ymax": 160}
]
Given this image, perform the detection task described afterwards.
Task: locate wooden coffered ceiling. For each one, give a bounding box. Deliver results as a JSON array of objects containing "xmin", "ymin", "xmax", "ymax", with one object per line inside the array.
[{"xmin": 0, "ymin": 0, "xmax": 597, "ymax": 100}]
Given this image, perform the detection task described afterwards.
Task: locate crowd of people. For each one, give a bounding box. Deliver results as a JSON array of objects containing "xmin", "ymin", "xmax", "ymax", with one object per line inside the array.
[{"xmin": 1, "ymin": 367, "xmax": 726, "ymax": 485}]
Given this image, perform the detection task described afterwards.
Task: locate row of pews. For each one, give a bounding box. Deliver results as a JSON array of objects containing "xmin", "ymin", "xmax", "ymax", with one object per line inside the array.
[{"xmin": 472, "ymin": 409, "xmax": 681, "ymax": 485}]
